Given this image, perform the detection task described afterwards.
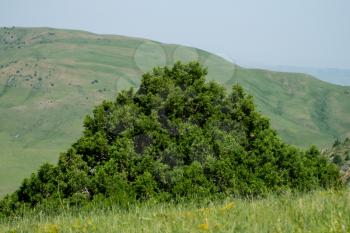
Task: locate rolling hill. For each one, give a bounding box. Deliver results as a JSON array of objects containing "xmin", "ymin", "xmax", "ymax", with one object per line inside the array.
[{"xmin": 1, "ymin": 27, "xmax": 350, "ymax": 197}]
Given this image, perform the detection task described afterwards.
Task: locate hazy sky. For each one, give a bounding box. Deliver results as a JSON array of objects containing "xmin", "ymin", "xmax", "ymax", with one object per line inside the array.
[{"xmin": 1, "ymin": 0, "xmax": 349, "ymax": 69}]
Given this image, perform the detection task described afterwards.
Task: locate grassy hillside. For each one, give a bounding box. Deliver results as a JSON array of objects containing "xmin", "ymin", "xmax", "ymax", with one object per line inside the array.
[
  {"xmin": 1, "ymin": 27, "xmax": 350, "ymax": 197},
  {"xmin": 1, "ymin": 190, "xmax": 349, "ymax": 233}
]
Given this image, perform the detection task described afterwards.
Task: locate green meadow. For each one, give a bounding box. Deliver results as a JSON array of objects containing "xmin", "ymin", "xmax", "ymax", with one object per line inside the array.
[{"xmin": 1, "ymin": 190, "xmax": 349, "ymax": 233}]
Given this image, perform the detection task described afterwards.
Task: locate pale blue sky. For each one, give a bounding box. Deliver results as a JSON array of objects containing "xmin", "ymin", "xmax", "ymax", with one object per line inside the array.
[{"xmin": 1, "ymin": 0, "xmax": 349, "ymax": 69}]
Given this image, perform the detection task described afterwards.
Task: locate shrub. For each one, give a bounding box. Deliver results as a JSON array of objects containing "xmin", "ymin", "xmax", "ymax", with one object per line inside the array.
[
  {"xmin": 333, "ymin": 138, "xmax": 341, "ymax": 148},
  {"xmin": 345, "ymin": 153, "xmax": 350, "ymax": 161},
  {"xmin": 333, "ymin": 154, "xmax": 344, "ymax": 166},
  {"xmin": 0, "ymin": 62, "xmax": 341, "ymax": 216}
]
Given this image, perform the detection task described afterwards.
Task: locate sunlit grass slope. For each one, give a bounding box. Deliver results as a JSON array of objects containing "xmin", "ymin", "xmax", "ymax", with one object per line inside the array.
[
  {"xmin": 1, "ymin": 27, "xmax": 350, "ymax": 197},
  {"xmin": 1, "ymin": 190, "xmax": 349, "ymax": 233}
]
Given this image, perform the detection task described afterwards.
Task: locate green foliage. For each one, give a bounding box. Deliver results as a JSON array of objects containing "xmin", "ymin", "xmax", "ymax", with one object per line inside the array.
[
  {"xmin": 345, "ymin": 153, "xmax": 350, "ymax": 161},
  {"xmin": 0, "ymin": 62, "xmax": 342, "ymax": 216},
  {"xmin": 323, "ymin": 137, "xmax": 350, "ymax": 172},
  {"xmin": 333, "ymin": 138, "xmax": 342, "ymax": 148},
  {"xmin": 333, "ymin": 154, "xmax": 344, "ymax": 166},
  {"xmin": 2, "ymin": 28, "xmax": 350, "ymax": 199}
]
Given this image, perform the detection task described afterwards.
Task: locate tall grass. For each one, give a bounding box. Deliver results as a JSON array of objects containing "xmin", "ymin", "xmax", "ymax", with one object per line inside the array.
[{"xmin": 1, "ymin": 190, "xmax": 349, "ymax": 233}]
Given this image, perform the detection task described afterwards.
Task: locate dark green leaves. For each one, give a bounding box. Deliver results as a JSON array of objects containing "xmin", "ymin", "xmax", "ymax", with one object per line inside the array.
[{"xmin": 0, "ymin": 62, "xmax": 342, "ymax": 215}]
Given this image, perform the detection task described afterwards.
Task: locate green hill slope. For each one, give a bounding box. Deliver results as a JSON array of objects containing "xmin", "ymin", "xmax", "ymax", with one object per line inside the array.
[{"xmin": 0, "ymin": 27, "xmax": 350, "ymax": 197}]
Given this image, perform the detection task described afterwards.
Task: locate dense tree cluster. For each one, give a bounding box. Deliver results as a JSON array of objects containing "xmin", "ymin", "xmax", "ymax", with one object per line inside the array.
[{"xmin": 0, "ymin": 62, "xmax": 341, "ymax": 216}]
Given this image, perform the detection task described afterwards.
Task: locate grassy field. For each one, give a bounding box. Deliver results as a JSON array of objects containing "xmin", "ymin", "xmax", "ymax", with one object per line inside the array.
[
  {"xmin": 1, "ymin": 27, "xmax": 350, "ymax": 197},
  {"xmin": 0, "ymin": 190, "xmax": 349, "ymax": 233}
]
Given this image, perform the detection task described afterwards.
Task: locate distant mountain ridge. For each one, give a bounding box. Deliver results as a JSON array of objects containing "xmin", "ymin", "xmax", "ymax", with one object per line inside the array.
[
  {"xmin": 0, "ymin": 27, "xmax": 350, "ymax": 197},
  {"xmin": 260, "ymin": 65, "xmax": 350, "ymax": 86}
]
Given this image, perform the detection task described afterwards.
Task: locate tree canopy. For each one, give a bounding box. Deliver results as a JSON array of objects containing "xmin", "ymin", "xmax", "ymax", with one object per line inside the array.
[{"xmin": 0, "ymin": 62, "xmax": 341, "ymax": 216}]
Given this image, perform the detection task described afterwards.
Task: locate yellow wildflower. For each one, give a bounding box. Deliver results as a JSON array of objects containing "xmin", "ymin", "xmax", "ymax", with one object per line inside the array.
[
  {"xmin": 199, "ymin": 207, "xmax": 211, "ymax": 214},
  {"xmin": 39, "ymin": 223, "xmax": 59, "ymax": 233},
  {"xmin": 221, "ymin": 202, "xmax": 234, "ymax": 211},
  {"xmin": 198, "ymin": 218, "xmax": 209, "ymax": 231},
  {"xmin": 198, "ymin": 223, "xmax": 209, "ymax": 231}
]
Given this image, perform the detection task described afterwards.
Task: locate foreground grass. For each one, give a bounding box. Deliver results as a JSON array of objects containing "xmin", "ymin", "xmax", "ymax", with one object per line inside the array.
[{"xmin": 1, "ymin": 190, "xmax": 350, "ymax": 233}]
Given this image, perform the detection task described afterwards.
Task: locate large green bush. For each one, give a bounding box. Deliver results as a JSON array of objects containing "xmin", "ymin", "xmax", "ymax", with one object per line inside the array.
[{"xmin": 0, "ymin": 62, "xmax": 341, "ymax": 216}]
